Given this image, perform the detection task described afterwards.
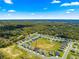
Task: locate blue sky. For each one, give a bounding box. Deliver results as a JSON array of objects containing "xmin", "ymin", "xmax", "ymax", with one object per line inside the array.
[{"xmin": 0, "ymin": 0, "xmax": 79, "ymax": 19}]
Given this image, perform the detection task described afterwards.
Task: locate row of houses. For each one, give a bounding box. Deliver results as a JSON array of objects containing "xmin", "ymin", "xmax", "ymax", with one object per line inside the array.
[
  {"xmin": 17, "ymin": 33, "xmax": 70, "ymax": 57},
  {"xmin": 71, "ymin": 42, "xmax": 79, "ymax": 55},
  {"xmin": 21, "ymin": 43, "xmax": 61, "ymax": 57},
  {"xmin": 17, "ymin": 33, "xmax": 69, "ymax": 44},
  {"xmin": 59, "ymin": 41, "xmax": 68, "ymax": 52}
]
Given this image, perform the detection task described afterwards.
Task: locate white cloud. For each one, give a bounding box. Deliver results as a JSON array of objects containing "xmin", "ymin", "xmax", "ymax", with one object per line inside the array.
[
  {"xmin": 66, "ymin": 9, "xmax": 75, "ymax": 14},
  {"xmin": 4, "ymin": 0, "xmax": 13, "ymax": 4},
  {"xmin": 61, "ymin": 2, "xmax": 79, "ymax": 6},
  {"xmin": 66, "ymin": 11, "xmax": 71, "ymax": 14},
  {"xmin": 8, "ymin": 10, "xmax": 16, "ymax": 13},
  {"xmin": 0, "ymin": 13, "xmax": 79, "ymax": 19},
  {"xmin": 51, "ymin": 0, "xmax": 61, "ymax": 4},
  {"xmin": 68, "ymin": 9, "xmax": 75, "ymax": 11}
]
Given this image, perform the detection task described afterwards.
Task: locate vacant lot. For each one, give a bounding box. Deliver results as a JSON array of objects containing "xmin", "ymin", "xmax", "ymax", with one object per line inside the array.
[
  {"xmin": 31, "ymin": 38, "xmax": 61, "ymax": 51},
  {"xmin": 0, "ymin": 45, "xmax": 42, "ymax": 59}
]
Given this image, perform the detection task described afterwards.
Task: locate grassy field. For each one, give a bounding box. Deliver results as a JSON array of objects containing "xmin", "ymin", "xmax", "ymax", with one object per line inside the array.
[
  {"xmin": 0, "ymin": 44, "xmax": 42, "ymax": 59},
  {"xmin": 31, "ymin": 38, "xmax": 61, "ymax": 51}
]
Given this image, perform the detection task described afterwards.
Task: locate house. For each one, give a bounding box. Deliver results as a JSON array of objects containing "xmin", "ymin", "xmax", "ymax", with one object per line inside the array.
[
  {"xmin": 33, "ymin": 48, "xmax": 39, "ymax": 52},
  {"xmin": 22, "ymin": 44, "xmax": 26, "ymax": 48},
  {"xmin": 71, "ymin": 48, "xmax": 76, "ymax": 53},
  {"xmin": 49, "ymin": 51, "xmax": 54, "ymax": 56},
  {"xmin": 55, "ymin": 51, "xmax": 60, "ymax": 56}
]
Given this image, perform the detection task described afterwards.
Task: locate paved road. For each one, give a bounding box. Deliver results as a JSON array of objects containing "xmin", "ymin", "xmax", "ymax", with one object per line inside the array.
[
  {"xmin": 18, "ymin": 41, "xmax": 73, "ymax": 59},
  {"xmin": 48, "ymin": 41, "xmax": 73, "ymax": 59},
  {"xmin": 62, "ymin": 41, "xmax": 73, "ymax": 59},
  {"xmin": 18, "ymin": 45, "xmax": 62, "ymax": 59},
  {"xmin": 17, "ymin": 34, "xmax": 73, "ymax": 59},
  {"xmin": 47, "ymin": 57, "xmax": 61, "ymax": 59},
  {"xmin": 18, "ymin": 45, "xmax": 47, "ymax": 59}
]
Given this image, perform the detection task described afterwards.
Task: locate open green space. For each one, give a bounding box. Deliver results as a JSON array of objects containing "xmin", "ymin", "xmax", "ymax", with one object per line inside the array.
[
  {"xmin": 31, "ymin": 38, "xmax": 61, "ymax": 51},
  {"xmin": 0, "ymin": 44, "xmax": 42, "ymax": 59},
  {"xmin": 0, "ymin": 21, "xmax": 79, "ymax": 59},
  {"xmin": 29, "ymin": 38, "xmax": 64, "ymax": 57}
]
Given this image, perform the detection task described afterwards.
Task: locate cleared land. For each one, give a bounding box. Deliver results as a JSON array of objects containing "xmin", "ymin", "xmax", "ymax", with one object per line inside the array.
[
  {"xmin": 0, "ymin": 45, "xmax": 42, "ymax": 59},
  {"xmin": 31, "ymin": 38, "xmax": 61, "ymax": 51}
]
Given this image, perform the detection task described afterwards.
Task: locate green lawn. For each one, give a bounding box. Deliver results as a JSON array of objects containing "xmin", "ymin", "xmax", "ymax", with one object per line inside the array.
[{"xmin": 31, "ymin": 38, "xmax": 61, "ymax": 51}]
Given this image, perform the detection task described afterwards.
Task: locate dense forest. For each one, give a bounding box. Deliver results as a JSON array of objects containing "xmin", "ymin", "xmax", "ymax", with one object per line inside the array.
[{"xmin": 0, "ymin": 20, "xmax": 79, "ymax": 48}]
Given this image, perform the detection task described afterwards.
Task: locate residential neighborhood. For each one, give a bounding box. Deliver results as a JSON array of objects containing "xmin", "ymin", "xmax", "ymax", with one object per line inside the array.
[{"xmin": 17, "ymin": 32, "xmax": 72, "ymax": 59}]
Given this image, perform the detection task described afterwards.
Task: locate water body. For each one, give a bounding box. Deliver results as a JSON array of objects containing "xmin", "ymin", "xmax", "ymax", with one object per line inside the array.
[{"xmin": 0, "ymin": 20, "xmax": 79, "ymax": 24}]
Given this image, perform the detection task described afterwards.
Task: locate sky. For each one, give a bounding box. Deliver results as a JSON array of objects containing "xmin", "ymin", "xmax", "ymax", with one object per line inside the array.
[{"xmin": 0, "ymin": 0, "xmax": 79, "ymax": 19}]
